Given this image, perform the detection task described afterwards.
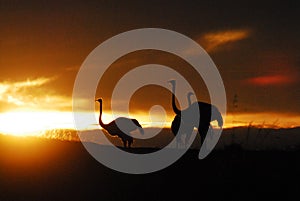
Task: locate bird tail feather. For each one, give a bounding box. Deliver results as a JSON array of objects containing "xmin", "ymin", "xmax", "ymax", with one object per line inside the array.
[{"xmin": 132, "ymin": 119, "xmax": 144, "ymax": 135}]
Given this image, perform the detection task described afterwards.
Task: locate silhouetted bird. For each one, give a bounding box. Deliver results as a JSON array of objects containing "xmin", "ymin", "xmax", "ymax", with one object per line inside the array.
[
  {"xmin": 96, "ymin": 98, "xmax": 144, "ymax": 148},
  {"xmin": 169, "ymin": 80, "xmax": 223, "ymax": 146}
]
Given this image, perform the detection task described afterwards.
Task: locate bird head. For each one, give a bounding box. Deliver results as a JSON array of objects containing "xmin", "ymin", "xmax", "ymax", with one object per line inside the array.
[{"xmin": 95, "ymin": 98, "xmax": 102, "ymax": 103}]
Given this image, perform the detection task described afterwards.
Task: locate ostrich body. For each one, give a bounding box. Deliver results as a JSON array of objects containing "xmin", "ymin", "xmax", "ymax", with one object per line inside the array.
[
  {"xmin": 96, "ymin": 98, "xmax": 144, "ymax": 148},
  {"xmin": 169, "ymin": 80, "xmax": 223, "ymax": 146},
  {"xmin": 171, "ymin": 92, "xmax": 194, "ymax": 148}
]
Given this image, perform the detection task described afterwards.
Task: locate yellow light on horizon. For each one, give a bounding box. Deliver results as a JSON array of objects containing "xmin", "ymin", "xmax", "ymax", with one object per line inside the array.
[
  {"xmin": 0, "ymin": 110, "xmax": 170, "ymax": 137},
  {"xmin": 0, "ymin": 111, "xmax": 75, "ymax": 136},
  {"xmin": 0, "ymin": 110, "xmax": 299, "ymax": 138}
]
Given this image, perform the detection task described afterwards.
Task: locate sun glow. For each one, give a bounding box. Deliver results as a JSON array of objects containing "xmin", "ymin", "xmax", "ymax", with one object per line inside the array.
[
  {"xmin": 0, "ymin": 109, "xmax": 299, "ymax": 138},
  {"xmin": 0, "ymin": 110, "xmax": 171, "ymax": 137},
  {"xmin": 0, "ymin": 111, "xmax": 76, "ymax": 136}
]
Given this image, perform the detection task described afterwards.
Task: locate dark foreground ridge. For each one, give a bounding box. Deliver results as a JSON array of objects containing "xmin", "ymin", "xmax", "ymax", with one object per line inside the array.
[{"xmin": 1, "ymin": 134, "xmax": 299, "ymax": 201}]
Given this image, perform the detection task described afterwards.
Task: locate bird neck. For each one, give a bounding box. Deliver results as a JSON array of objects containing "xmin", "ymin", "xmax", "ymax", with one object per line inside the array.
[
  {"xmin": 99, "ymin": 101, "xmax": 107, "ymax": 128},
  {"xmin": 171, "ymin": 83, "xmax": 181, "ymax": 115},
  {"xmin": 187, "ymin": 94, "xmax": 192, "ymax": 107}
]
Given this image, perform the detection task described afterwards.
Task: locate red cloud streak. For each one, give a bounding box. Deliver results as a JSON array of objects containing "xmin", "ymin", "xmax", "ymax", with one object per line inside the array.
[{"xmin": 246, "ymin": 75, "xmax": 294, "ymax": 86}]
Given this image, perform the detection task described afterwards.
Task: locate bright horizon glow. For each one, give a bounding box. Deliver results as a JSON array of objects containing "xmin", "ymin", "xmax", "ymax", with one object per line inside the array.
[
  {"xmin": 0, "ymin": 110, "xmax": 170, "ymax": 137},
  {"xmin": 0, "ymin": 110, "xmax": 299, "ymax": 137},
  {"xmin": 0, "ymin": 111, "xmax": 75, "ymax": 136}
]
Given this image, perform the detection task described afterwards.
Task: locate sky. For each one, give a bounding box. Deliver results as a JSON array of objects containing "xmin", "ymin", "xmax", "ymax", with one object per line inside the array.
[{"xmin": 0, "ymin": 0, "xmax": 299, "ymax": 135}]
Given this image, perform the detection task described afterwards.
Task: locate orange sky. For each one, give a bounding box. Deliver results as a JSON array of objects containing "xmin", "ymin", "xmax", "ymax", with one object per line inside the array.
[{"xmin": 0, "ymin": 1, "xmax": 299, "ymax": 136}]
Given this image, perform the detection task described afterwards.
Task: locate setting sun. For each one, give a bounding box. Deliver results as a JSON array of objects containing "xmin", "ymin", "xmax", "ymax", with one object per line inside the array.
[{"xmin": 0, "ymin": 111, "xmax": 75, "ymax": 136}]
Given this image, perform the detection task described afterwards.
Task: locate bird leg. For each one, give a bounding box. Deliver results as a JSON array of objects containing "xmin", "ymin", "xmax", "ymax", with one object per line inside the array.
[
  {"xmin": 121, "ymin": 138, "xmax": 127, "ymax": 148},
  {"xmin": 198, "ymin": 123, "xmax": 210, "ymax": 146},
  {"xmin": 184, "ymin": 126, "xmax": 194, "ymax": 148},
  {"xmin": 176, "ymin": 136, "xmax": 183, "ymax": 149},
  {"xmin": 128, "ymin": 139, "xmax": 133, "ymax": 148}
]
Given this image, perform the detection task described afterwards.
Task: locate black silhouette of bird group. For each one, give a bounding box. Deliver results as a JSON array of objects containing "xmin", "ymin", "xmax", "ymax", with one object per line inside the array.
[
  {"xmin": 168, "ymin": 80, "xmax": 223, "ymax": 148},
  {"xmin": 96, "ymin": 80, "xmax": 223, "ymax": 148}
]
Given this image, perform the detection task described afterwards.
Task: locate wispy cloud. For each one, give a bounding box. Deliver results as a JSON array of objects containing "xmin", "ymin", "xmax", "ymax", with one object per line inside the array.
[
  {"xmin": 0, "ymin": 77, "xmax": 71, "ymax": 111},
  {"xmin": 245, "ymin": 74, "xmax": 295, "ymax": 86},
  {"xmin": 198, "ymin": 29, "xmax": 251, "ymax": 52},
  {"xmin": 0, "ymin": 77, "xmax": 54, "ymax": 93}
]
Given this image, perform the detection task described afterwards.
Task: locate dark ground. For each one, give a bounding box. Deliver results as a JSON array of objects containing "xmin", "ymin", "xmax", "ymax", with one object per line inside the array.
[{"xmin": 1, "ymin": 135, "xmax": 299, "ymax": 201}]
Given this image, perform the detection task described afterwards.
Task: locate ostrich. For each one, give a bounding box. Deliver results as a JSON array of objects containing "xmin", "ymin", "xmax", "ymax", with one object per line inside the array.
[
  {"xmin": 96, "ymin": 98, "xmax": 144, "ymax": 148},
  {"xmin": 169, "ymin": 80, "xmax": 223, "ymax": 146},
  {"xmin": 171, "ymin": 92, "xmax": 195, "ymax": 148}
]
